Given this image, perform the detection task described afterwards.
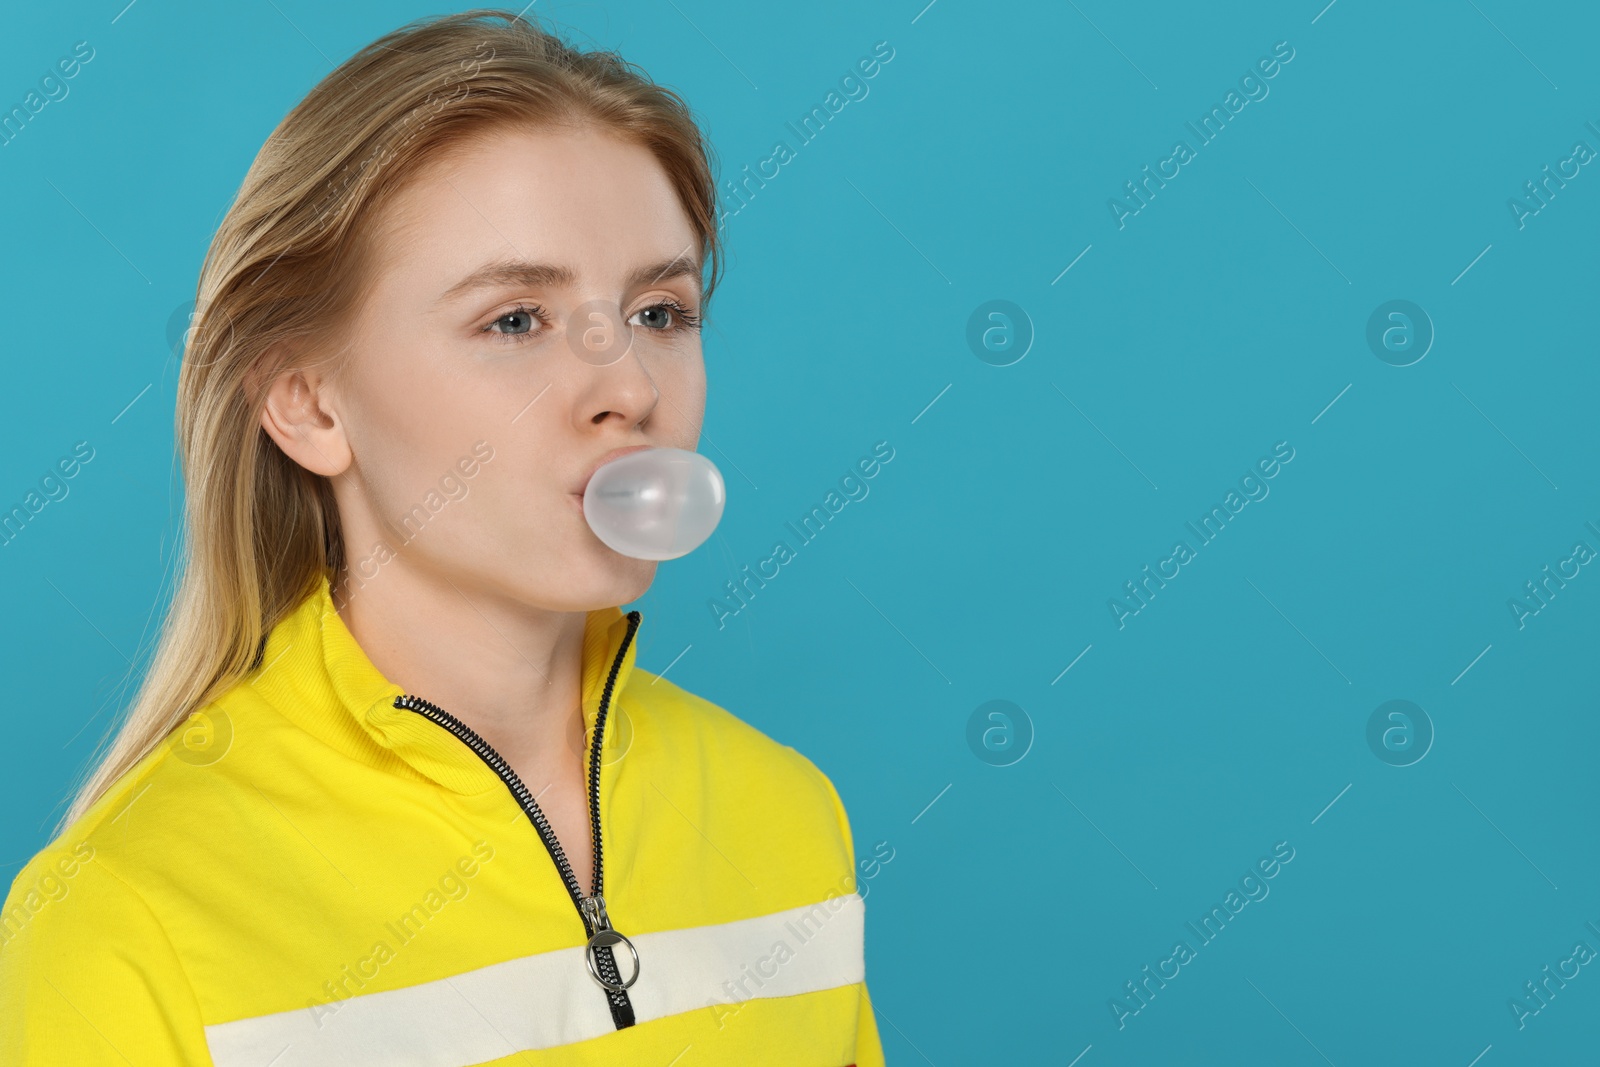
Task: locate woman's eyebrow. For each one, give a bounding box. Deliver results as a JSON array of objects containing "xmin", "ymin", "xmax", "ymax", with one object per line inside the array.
[{"xmin": 434, "ymin": 254, "xmax": 703, "ymax": 306}]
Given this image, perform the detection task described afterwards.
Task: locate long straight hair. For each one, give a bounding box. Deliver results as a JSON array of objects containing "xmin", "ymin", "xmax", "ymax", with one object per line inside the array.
[{"xmin": 59, "ymin": 8, "xmax": 723, "ymax": 831}]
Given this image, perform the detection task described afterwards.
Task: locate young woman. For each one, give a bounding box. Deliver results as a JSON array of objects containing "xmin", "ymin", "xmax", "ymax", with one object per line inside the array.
[{"xmin": 0, "ymin": 9, "xmax": 883, "ymax": 1065}]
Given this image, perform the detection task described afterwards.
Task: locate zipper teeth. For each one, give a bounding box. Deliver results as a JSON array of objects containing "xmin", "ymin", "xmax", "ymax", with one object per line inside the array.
[
  {"xmin": 392, "ymin": 608, "xmax": 643, "ymax": 924},
  {"xmin": 394, "ymin": 693, "xmax": 590, "ymax": 910},
  {"xmin": 587, "ymin": 610, "xmax": 642, "ymax": 900}
]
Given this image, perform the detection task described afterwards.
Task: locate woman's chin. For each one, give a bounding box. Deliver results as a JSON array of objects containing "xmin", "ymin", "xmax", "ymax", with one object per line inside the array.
[{"xmin": 549, "ymin": 550, "xmax": 658, "ymax": 609}]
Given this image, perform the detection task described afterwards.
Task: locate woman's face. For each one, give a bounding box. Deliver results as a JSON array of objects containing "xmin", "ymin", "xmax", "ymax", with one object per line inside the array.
[{"xmin": 304, "ymin": 124, "xmax": 707, "ymax": 611}]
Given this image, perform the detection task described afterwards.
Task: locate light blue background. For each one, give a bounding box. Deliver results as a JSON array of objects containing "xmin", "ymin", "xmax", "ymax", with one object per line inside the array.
[{"xmin": 3, "ymin": 1, "xmax": 1597, "ymax": 1062}]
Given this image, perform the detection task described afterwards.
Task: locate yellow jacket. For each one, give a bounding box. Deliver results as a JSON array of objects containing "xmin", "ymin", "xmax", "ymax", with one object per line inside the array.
[{"xmin": 0, "ymin": 574, "xmax": 885, "ymax": 1065}]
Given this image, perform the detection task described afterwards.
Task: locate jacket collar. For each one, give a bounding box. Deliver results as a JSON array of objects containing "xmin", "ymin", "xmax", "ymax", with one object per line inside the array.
[{"xmin": 240, "ymin": 571, "xmax": 641, "ymax": 795}]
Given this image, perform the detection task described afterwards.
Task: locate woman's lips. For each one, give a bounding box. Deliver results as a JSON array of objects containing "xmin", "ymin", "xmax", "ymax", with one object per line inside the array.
[
  {"xmin": 572, "ymin": 443, "xmax": 653, "ymax": 522},
  {"xmin": 574, "ymin": 443, "xmax": 653, "ymax": 496}
]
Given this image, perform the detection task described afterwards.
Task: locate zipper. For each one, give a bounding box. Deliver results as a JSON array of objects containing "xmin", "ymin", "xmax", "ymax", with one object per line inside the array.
[{"xmin": 393, "ymin": 608, "xmax": 643, "ymax": 1030}]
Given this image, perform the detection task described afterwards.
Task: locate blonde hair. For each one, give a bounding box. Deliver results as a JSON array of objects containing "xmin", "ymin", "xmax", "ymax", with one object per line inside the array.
[{"xmin": 60, "ymin": 7, "xmax": 723, "ymax": 831}]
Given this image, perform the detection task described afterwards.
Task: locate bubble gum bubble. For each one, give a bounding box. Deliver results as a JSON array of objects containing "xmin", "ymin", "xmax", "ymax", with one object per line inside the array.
[{"xmin": 583, "ymin": 447, "xmax": 725, "ymax": 560}]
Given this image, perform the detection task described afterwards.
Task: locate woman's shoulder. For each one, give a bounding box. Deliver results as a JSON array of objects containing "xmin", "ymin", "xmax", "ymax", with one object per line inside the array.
[
  {"xmin": 1, "ymin": 807, "xmax": 164, "ymax": 967},
  {"xmin": 4, "ymin": 693, "xmax": 265, "ymax": 923},
  {"xmin": 623, "ymin": 668, "xmax": 858, "ymax": 854},
  {"xmin": 626, "ymin": 667, "xmax": 843, "ymax": 781},
  {"xmin": 0, "ymin": 732, "xmax": 214, "ymax": 1056}
]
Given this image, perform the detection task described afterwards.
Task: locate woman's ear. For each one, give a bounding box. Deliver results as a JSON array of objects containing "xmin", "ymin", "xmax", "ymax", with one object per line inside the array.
[{"xmin": 258, "ymin": 361, "xmax": 353, "ymax": 478}]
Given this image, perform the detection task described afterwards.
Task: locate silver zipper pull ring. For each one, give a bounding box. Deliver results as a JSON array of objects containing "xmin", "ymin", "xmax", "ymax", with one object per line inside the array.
[{"xmin": 581, "ymin": 893, "xmax": 641, "ymax": 993}]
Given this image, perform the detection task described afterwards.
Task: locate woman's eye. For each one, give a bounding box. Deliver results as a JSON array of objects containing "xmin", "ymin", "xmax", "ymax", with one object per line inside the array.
[
  {"xmin": 629, "ymin": 301, "xmax": 702, "ymax": 333},
  {"xmin": 483, "ymin": 304, "xmax": 545, "ymax": 344},
  {"xmin": 635, "ymin": 306, "xmax": 673, "ymax": 330},
  {"xmin": 485, "ymin": 301, "xmax": 697, "ymax": 343}
]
